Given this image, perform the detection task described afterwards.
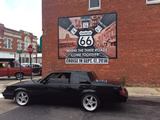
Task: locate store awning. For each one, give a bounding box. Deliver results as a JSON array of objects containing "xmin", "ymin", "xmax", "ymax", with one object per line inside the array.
[{"xmin": 0, "ymin": 52, "xmax": 14, "ymax": 59}]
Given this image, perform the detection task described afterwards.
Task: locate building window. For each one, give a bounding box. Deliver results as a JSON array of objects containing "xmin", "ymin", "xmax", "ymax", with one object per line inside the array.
[
  {"xmin": 32, "ymin": 43, "xmax": 36, "ymax": 51},
  {"xmin": 24, "ymin": 42, "xmax": 30, "ymax": 50},
  {"xmin": 89, "ymin": 0, "xmax": 101, "ymax": 11},
  {"xmin": 17, "ymin": 41, "xmax": 22, "ymax": 50},
  {"xmin": 4, "ymin": 38, "xmax": 11, "ymax": 49},
  {"xmin": 146, "ymin": 0, "xmax": 160, "ymax": 4}
]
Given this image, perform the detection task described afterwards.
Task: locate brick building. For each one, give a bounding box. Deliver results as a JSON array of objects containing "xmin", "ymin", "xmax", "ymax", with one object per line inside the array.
[
  {"xmin": 42, "ymin": 0, "xmax": 160, "ymax": 86},
  {"xmin": 0, "ymin": 24, "xmax": 38, "ymax": 65}
]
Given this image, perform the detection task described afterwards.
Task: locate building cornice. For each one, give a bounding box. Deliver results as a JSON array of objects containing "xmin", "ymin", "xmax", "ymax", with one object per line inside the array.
[{"xmin": 4, "ymin": 29, "xmax": 22, "ymax": 38}]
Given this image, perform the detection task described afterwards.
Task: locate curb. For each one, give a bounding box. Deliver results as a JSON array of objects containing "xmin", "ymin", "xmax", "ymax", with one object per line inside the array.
[
  {"xmin": 127, "ymin": 87, "xmax": 160, "ymax": 97},
  {"xmin": 129, "ymin": 94, "xmax": 160, "ymax": 97}
]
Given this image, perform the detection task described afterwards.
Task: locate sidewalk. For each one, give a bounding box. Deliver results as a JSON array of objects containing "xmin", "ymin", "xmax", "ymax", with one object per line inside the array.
[{"xmin": 126, "ymin": 87, "xmax": 160, "ymax": 97}]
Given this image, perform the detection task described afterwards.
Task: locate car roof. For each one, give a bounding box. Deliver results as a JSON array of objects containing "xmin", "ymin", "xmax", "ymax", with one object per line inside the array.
[
  {"xmin": 21, "ymin": 63, "xmax": 41, "ymax": 65},
  {"xmin": 0, "ymin": 62, "xmax": 8, "ymax": 63},
  {"xmin": 52, "ymin": 70, "xmax": 91, "ymax": 73}
]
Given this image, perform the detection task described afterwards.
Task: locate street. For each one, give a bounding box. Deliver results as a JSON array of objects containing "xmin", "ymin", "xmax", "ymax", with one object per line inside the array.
[
  {"xmin": 0, "ymin": 77, "xmax": 160, "ymax": 120},
  {"xmin": 0, "ymin": 97, "xmax": 160, "ymax": 120}
]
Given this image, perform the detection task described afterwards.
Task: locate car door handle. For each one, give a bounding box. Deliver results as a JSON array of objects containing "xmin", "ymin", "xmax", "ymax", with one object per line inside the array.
[{"xmin": 80, "ymin": 86, "xmax": 87, "ymax": 89}]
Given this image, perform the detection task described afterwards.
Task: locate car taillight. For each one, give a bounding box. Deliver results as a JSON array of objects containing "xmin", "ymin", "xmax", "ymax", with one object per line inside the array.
[
  {"xmin": 120, "ymin": 86, "xmax": 125, "ymax": 95},
  {"xmin": 120, "ymin": 91, "xmax": 124, "ymax": 94}
]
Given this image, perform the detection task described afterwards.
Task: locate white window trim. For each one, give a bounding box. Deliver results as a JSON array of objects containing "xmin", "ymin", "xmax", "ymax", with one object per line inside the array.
[
  {"xmin": 32, "ymin": 43, "xmax": 36, "ymax": 52},
  {"xmin": 88, "ymin": 0, "xmax": 101, "ymax": 11},
  {"xmin": 24, "ymin": 42, "xmax": 30, "ymax": 51},
  {"xmin": 146, "ymin": 0, "xmax": 160, "ymax": 5},
  {"xmin": 3, "ymin": 37, "xmax": 12, "ymax": 49},
  {"xmin": 17, "ymin": 40, "xmax": 22, "ymax": 50}
]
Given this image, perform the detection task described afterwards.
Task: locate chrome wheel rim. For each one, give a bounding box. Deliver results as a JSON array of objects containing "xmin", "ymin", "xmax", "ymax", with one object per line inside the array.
[
  {"xmin": 83, "ymin": 95, "xmax": 98, "ymax": 111},
  {"xmin": 16, "ymin": 92, "xmax": 29, "ymax": 106}
]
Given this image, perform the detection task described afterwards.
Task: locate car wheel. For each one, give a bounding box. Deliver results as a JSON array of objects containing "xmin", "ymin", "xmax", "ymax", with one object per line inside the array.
[
  {"xmin": 15, "ymin": 91, "xmax": 30, "ymax": 106},
  {"xmin": 39, "ymin": 70, "xmax": 42, "ymax": 76},
  {"xmin": 16, "ymin": 73, "xmax": 23, "ymax": 80},
  {"xmin": 81, "ymin": 93, "xmax": 100, "ymax": 112}
]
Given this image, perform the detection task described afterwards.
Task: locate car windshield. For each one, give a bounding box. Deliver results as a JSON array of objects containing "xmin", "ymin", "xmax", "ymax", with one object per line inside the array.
[{"xmin": 87, "ymin": 72, "xmax": 98, "ymax": 82}]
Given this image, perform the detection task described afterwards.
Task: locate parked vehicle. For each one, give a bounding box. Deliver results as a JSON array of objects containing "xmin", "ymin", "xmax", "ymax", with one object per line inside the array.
[
  {"xmin": 2, "ymin": 70, "xmax": 128, "ymax": 112},
  {"xmin": 0, "ymin": 62, "xmax": 31, "ymax": 80},
  {"xmin": 32, "ymin": 63, "xmax": 42, "ymax": 75},
  {"xmin": 21, "ymin": 63, "xmax": 42, "ymax": 75}
]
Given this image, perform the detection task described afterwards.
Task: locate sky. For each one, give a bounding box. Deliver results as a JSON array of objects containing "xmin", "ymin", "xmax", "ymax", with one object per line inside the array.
[{"xmin": 0, "ymin": 0, "xmax": 42, "ymax": 44}]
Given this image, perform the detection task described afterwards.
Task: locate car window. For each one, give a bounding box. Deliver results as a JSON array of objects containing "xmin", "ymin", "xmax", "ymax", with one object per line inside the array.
[
  {"xmin": 0, "ymin": 63, "xmax": 6, "ymax": 68},
  {"xmin": 59, "ymin": 73, "xmax": 70, "ymax": 79},
  {"xmin": 8, "ymin": 63, "xmax": 10, "ymax": 68},
  {"xmin": 46, "ymin": 73, "xmax": 70, "ymax": 84},
  {"xmin": 87, "ymin": 72, "xmax": 98, "ymax": 82},
  {"xmin": 34, "ymin": 65, "xmax": 40, "ymax": 67},
  {"xmin": 46, "ymin": 73, "xmax": 61, "ymax": 80},
  {"xmin": 71, "ymin": 72, "xmax": 90, "ymax": 84}
]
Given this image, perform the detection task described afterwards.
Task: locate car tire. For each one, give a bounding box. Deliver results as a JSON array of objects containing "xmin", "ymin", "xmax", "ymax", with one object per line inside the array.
[
  {"xmin": 39, "ymin": 70, "xmax": 42, "ymax": 76},
  {"xmin": 81, "ymin": 93, "xmax": 100, "ymax": 112},
  {"xmin": 16, "ymin": 73, "xmax": 23, "ymax": 80},
  {"xmin": 15, "ymin": 91, "xmax": 30, "ymax": 106}
]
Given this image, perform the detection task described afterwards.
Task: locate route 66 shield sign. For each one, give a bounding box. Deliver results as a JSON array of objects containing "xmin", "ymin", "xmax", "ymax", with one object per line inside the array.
[
  {"xmin": 78, "ymin": 30, "xmax": 94, "ymax": 47},
  {"xmin": 78, "ymin": 36, "xmax": 94, "ymax": 47}
]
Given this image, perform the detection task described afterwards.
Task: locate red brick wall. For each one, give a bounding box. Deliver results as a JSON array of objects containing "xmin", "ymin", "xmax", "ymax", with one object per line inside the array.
[
  {"xmin": 42, "ymin": 0, "xmax": 160, "ymax": 87},
  {"xmin": 0, "ymin": 25, "xmax": 37, "ymax": 54}
]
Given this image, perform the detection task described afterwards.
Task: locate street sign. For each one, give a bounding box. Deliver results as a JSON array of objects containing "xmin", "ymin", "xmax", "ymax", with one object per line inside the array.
[
  {"xmin": 28, "ymin": 45, "xmax": 33, "ymax": 54},
  {"xmin": 17, "ymin": 50, "xmax": 23, "ymax": 53}
]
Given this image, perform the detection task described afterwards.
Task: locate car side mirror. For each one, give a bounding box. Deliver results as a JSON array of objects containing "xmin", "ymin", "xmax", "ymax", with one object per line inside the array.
[{"xmin": 42, "ymin": 80, "xmax": 47, "ymax": 84}]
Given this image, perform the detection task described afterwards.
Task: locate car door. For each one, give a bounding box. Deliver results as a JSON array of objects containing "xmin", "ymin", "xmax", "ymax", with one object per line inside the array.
[
  {"xmin": 0, "ymin": 63, "xmax": 8, "ymax": 76},
  {"xmin": 43, "ymin": 72, "xmax": 71, "ymax": 101},
  {"xmin": 33, "ymin": 64, "xmax": 39, "ymax": 73},
  {"xmin": 70, "ymin": 72, "xmax": 91, "ymax": 100}
]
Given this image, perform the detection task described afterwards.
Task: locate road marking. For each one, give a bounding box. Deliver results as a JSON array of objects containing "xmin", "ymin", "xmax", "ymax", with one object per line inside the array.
[{"xmin": 0, "ymin": 94, "xmax": 3, "ymax": 98}]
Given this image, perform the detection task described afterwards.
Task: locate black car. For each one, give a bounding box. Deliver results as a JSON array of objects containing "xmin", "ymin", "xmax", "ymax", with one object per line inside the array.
[{"xmin": 2, "ymin": 70, "xmax": 128, "ymax": 112}]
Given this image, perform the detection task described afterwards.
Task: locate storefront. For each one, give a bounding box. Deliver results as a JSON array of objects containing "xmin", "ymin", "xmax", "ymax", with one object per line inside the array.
[{"xmin": 0, "ymin": 52, "xmax": 15, "ymax": 67}]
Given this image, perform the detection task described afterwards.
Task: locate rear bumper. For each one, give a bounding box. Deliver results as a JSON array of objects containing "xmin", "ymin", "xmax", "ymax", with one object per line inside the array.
[
  {"xmin": 119, "ymin": 88, "xmax": 128, "ymax": 102},
  {"xmin": 119, "ymin": 95, "xmax": 128, "ymax": 102},
  {"xmin": 101, "ymin": 88, "xmax": 128, "ymax": 103}
]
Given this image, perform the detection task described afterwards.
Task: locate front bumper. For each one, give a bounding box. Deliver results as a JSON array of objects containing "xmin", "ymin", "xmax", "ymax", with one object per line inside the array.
[{"xmin": 2, "ymin": 91, "xmax": 14, "ymax": 99}]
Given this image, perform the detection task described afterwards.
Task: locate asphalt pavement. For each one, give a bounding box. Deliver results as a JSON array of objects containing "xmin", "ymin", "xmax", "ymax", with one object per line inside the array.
[
  {"xmin": 0, "ymin": 77, "xmax": 160, "ymax": 120},
  {"xmin": 0, "ymin": 97, "xmax": 160, "ymax": 120}
]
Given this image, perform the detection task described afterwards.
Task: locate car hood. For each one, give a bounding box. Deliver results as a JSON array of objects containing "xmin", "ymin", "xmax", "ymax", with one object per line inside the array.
[{"xmin": 10, "ymin": 80, "xmax": 37, "ymax": 87}]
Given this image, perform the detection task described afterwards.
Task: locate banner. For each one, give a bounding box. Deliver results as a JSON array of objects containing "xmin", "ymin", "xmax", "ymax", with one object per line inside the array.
[{"xmin": 58, "ymin": 13, "xmax": 117, "ymax": 64}]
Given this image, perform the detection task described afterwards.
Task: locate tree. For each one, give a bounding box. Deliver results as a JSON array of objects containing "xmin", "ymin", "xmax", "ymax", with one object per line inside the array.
[{"xmin": 37, "ymin": 44, "xmax": 42, "ymax": 53}]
